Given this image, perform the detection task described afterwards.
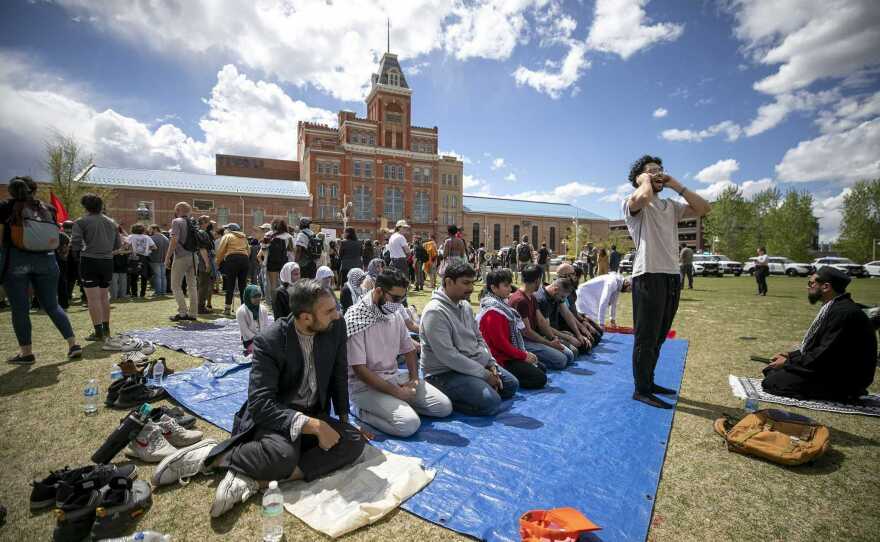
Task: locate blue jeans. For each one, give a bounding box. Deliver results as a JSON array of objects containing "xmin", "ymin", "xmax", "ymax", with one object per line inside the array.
[
  {"xmin": 110, "ymin": 273, "xmax": 128, "ymax": 299},
  {"xmin": 426, "ymin": 366, "xmax": 519, "ymax": 416},
  {"xmin": 523, "ymin": 340, "xmax": 574, "ymax": 370},
  {"xmin": 2, "ymin": 248, "xmax": 75, "ymax": 346},
  {"xmin": 150, "ymin": 262, "xmax": 167, "ymax": 294}
]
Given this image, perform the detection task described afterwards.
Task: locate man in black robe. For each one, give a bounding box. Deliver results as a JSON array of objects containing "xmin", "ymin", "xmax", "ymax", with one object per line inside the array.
[{"xmin": 762, "ymin": 267, "xmax": 876, "ymax": 401}]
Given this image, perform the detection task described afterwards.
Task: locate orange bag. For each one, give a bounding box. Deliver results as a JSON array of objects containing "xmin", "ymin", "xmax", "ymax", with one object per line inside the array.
[{"xmin": 520, "ymin": 507, "xmax": 601, "ymax": 541}]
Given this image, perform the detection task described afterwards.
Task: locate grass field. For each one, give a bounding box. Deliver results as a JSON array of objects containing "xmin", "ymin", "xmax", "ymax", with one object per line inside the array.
[{"xmin": 1, "ymin": 275, "xmax": 879, "ymax": 541}]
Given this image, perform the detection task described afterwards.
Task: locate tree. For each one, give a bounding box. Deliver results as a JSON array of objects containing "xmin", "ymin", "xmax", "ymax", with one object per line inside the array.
[
  {"xmin": 747, "ymin": 186, "xmax": 782, "ymax": 251},
  {"xmin": 607, "ymin": 228, "xmax": 635, "ymax": 253},
  {"xmin": 837, "ymin": 178, "xmax": 880, "ymax": 262},
  {"xmin": 40, "ymin": 133, "xmax": 114, "ymax": 218},
  {"xmin": 562, "ymin": 224, "xmax": 592, "ymax": 259},
  {"xmin": 702, "ymin": 186, "xmax": 754, "ymax": 261},
  {"xmin": 764, "ymin": 190, "xmax": 818, "ymax": 262}
]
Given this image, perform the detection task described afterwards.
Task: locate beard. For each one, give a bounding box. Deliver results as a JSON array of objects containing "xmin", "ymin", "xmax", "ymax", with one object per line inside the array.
[{"xmin": 807, "ymin": 291, "xmax": 822, "ymax": 305}]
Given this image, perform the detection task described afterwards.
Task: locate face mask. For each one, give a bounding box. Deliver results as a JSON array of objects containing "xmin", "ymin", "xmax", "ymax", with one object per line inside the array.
[{"xmin": 378, "ymin": 296, "xmax": 403, "ymax": 315}]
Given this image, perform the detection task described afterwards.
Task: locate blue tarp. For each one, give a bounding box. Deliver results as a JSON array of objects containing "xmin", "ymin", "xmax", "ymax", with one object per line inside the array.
[
  {"xmin": 135, "ymin": 323, "xmax": 688, "ymax": 542},
  {"xmin": 129, "ymin": 318, "xmax": 258, "ymax": 365}
]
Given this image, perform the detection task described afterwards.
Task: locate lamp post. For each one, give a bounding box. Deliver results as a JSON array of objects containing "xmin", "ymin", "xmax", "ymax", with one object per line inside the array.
[{"xmin": 874, "ymin": 238, "xmax": 879, "ymax": 262}]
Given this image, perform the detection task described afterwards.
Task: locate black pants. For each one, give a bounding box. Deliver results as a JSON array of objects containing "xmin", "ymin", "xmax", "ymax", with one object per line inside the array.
[
  {"xmin": 755, "ymin": 268, "xmax": 768, "ymax": 295},
  {"xmin": 680, "ymin": 264, "xmax": 693, "ymax": 289},
  {"xmin": 505, "ymin": 359, "xmax": 547, "ymax": 389},
  {"xmin": 215, "ymin": 416, "xmax": 365, "ymax": 482},
  {"xmin": 222, "ymin": 254, "xmax": 250, "ymax": 306},
  {"xmin": 57, "ymin": 258, "xmax": 69, "ymax": 309},
  {"xmin": 631, "ymin": 273, "xmax": 680, "ymax": 394},
  {"xmin": 197, "ymin": 270, "xmax": 213, "ymax": 310}
]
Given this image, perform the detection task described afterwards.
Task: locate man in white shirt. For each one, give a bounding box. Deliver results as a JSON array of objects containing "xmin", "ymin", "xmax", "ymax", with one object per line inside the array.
[
  {"xmin": 575, "ymin": 273, "xmax": 630, "ymax": 329},
  {"xmin": 623, "ymin": 155, "xmax": 710, "ymax": 408},
  {"xmin": 387, "ymin": 220, "xmax": 411, "ymax": 276},
  {"xmin": 754, "ymin": 246, "xmax": 769, "ymax": 296}
]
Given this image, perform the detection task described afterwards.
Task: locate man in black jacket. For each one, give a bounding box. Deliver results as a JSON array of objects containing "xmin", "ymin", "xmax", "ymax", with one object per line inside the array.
[
  {"xmin": 762, "ymin": 267, "xmax": 876, "ymax": 401},
  {"xmin": 151, "ymin": 280, "xmax": 366, "ymax": 517}
]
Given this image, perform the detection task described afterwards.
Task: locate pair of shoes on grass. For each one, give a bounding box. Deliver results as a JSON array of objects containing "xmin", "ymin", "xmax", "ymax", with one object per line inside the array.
[
  {"xmin": 124, "ymin": 415, "xmax": 204, "ymax": 463},
  {"xmin": 6, "ymin": 344, "xmax": 81, "ymax": 365}
]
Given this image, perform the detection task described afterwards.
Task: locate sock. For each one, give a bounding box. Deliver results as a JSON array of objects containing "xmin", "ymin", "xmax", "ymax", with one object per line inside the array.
[
  {"xmin": 102, "ymin": 322, "xmax": 110, "ymax": 336},
  {"xmin": 94, "ymin": 325, "xmax": 104, "ymax": 339}
]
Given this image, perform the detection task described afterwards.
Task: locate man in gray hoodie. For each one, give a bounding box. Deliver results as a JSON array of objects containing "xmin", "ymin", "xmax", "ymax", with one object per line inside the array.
[{"xmin": 420, "ymin": 262, "xmax": 518, "ymax": 415}]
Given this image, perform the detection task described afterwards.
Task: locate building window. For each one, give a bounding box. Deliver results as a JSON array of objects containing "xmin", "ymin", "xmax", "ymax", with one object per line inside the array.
[
  {"xmin": 364, "ymin": 161, "xmax": 373, "ymax": 178},
  {"xmin": 513, "ymin": 225, "xmax": 520, "ymax": 241},
  {"xmin": 549, "ymin": 227, "xmax": 556, "ymax": 251},
  {"xmin": 368, "ymin": 134, "xmax": 375, "ymax": 146},
  {"xmin": 385, "ymin": 111, "xmax": 402, "ymax": 123},
  {"xmin": 330, "ymin": 184, "xmax": 338, "ymax": 199},
  {"xmin": 451, "ymin": 195, "xmax": 458, "ymax": 209},
  {"xmin": 253, "ymin": 209, "xmax": 264, "ymax": 227},
  {"xmin": 384, "ymin": 187, "xmax": 403, "ymax": 221},
  {"xmin": 287, "ymin": 210, "xmax": 300, "ymax": 226},
  {"xmin": 353, "ymin": 160, "xmax": 361, "ymax": 177},
  {"xmin": 353, "ymin": 185, "xmax": 372, "ymax": 220},
  {"xmin": 332, "ymin": 163, "xmax": 339, "ymax": 176},
  {"xmin": 414, "ymin": 168, "xmax": 422, "ymax": 182},
  {"xmin": 441, "ymin": 173, "xmax": 447, "ymax": 185},
  {"xmin": 389, "ymin": 72, "xmax": 400, "ymax": 86},
  {"xmin": 423, "ymin": 168, "xmax": 431, "ymax": 183},
  {"xmin": 193, "ymin": 199, "xmax": 214, "ymax": 212},
  {"xmin": 473, "ymin": 223, "xmax": 480, "ymax": 247},
  {"xmin": 319, "ymin": 184, "xmax": 325, "ymax": 198},
  {"xmin": 383, "ymin": 164, "xmax": 404, "ymax": 180},
  {"xmin": 217, "ymin": 207, "xmax": 229, "ymax": 226},
  {"xmin": 493, "ymin": 224, "xmax": 501, "ymax": 250},
  {"xmin": 414, "ymin": 191, "xmax": 430, "ymax": 223},
  {"xmin": 532, "ymin": 225, "xmax": 539, "ymax": 246},
  {"xmin": 453, "ymin": 174, "xmax": 458, "ymax": 186}
]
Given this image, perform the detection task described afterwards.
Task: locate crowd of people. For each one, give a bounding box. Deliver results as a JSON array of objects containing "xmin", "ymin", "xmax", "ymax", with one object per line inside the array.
[{"xmin": 2, "ymin": 154, "xmax": 877, "ymax": 518}]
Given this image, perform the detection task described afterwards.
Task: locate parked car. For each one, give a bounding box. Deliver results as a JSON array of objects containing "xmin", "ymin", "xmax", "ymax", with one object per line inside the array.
[
  {"xmin": 619, "ymin": 253, "xmax": 634, "ymax": 274},
  {"xmin": 711, "ymin": 254, "xmax": 743, "ymax": 276},
  {"xmin": 812, "ymin": 257, "xmax": 868, "ymax": 278},
  {"xmin": 744, "ymin": 256, "xmax": 814, "ymax": 276},
  {"xmin": 548, "ymin": 256, "xmax": 564, "ymax": 266},
  {"xmin": 864, "ymin": 260, "xmax": 880, "ymax": 277},
  {"xmin": 692, "ymin": 254, "xmax": 722, "ymax": 276}
]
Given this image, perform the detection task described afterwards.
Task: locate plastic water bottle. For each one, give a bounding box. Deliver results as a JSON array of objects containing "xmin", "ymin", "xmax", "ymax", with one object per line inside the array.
[
  {"xmin": 100, "ymin": 531, "xmax": 172, "ymax": 542},
  {"xmin": 110, "ymin": 365, "xmax": 123, "ymax": 382},
  {"xmin": 83, "ymin": 379, "xmax": 99, "ymax": 415},
  {"xmin": 744, "ymin": 397, "xmax": 759, "ymax": 413},
  {"xmin": 152, "ymin": 360, "xmax": 165, "ymax": 387},
  {"xmin": 261, "ymin": 480, "xmax": 284, "ymax": 542}
]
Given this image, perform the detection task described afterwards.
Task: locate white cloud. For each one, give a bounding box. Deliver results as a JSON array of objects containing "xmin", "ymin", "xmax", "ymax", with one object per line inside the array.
[
  {"xmin": 599, "ymin": 182, "xmax": 633, "ymax": 203},
  {"xmin": 491, "ymin": 157, "xmax": 506, "ymax": 170},
  {"xmin": 504, "ymin": 172, "xmax": 517, "ymax": 181},
  {"xmin": 695, "ymin": 181, "xmax": 737, "ymax": 201},
  {"xmin": 0, "ymin": 53, "xmax": 335, "ymax": 178},
  {"xmin": 812, "ymin": 188, "xmax": 851, "ymax": 242},
  {"xmin": 512, "ymin": 41, "xmax": 589, "ymax": 99},
  {"xmin": 439, "ymin": 149, "xmax": 472, "ymax": 164},
  {"xmin": 462, "ymin": 174, "xmax": 492, "ymax": 195},
  {"xmin": 739, "ymin": 177, "xmax": 775, "ymax": 198},
  {"xmin": 444, "ymin": 0, "xmax": 542, "ymax": 61},
  {"xmin": 586, "ymin": 0, "xmax": 684, "ymax": 60},
  {"xmin": 501, "ymin": 181, "xmax": 605, "ymax": 203},
  {"xmin": 775, "ymin": 118, "xmax": 880, "ymax": 183},
  {"xmin": 730, "ymin": 0, "xmax": 880, "ymax": 96},
  {"xmin": 814, "ymin": 90, "xmax": 880, "ymax": 133},
  {"xmin": 694, "ymin": 177, "xmax": 776, "ymax": 202},
  {"xmin": 661, "ymin": 120, "xmax": 742, "ymax": 142},
  {"xmin": 652, "ymin": 107, "xmax": 668, "ymax": 118},
  {"xmin": 744, "ymin": 89, "xmax": 839, "ymax": 136},
  {"xmin": 695, "ymin": 159, "xmax": 739, "ymax": 184}
]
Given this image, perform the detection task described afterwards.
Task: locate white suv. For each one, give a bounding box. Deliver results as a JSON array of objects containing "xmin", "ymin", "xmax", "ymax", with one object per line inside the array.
[
  {"xmin": 712, "ymin": 254, "xmax": 743, "ymax": 276},
  {"xmin": 812, "ymin": 257, "xmax": 868, "ymax": 278},
  {"xmin": 691, "ymin": 254, "xmax": 722, "ymax": 276},
  {"xmin": 744, "ymin": 256, "xmax": 813, "ymax": 276}
]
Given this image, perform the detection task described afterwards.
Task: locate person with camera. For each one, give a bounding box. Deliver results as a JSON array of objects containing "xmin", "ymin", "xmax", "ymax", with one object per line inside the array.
[{"xmin": 623, "ymin": 155, "xmax": 710, "ymax": 408}]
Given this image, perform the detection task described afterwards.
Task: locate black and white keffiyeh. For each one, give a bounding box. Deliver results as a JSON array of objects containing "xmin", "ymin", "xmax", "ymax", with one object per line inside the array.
[
  {"xmin": 344, "ymin": 293, "xmax": 389, "ymax": 338},
  {"xmin": 346, "ymin": 268, "xmax": 367, "ymax": 305},
  {"xmin": 800, "ymin": 295, "xmax": 840, "ymax": 352},
  {"xmin": 476, "ymin": 293, "xmax": 526, "ymax": 351}
]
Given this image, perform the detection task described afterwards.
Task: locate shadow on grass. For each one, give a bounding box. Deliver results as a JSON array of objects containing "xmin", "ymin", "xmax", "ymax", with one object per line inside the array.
[{"xmin": 0, "ymin": 360, "xmax": 69, "ymax": 397}]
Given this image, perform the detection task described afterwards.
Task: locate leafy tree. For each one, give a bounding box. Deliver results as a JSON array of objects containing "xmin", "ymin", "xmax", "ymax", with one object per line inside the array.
[
  {"xmin": 764, "ymin": 190, "xmax": 818, "ymax": 262},
  {"xmin": 703, "ymin": 186, "xmax": 754, "ymax": 261},
  {"xmin": 562, "ymin": 224, "xmax": 593, "ymax": 259},
  {"xmin": 40, "ymin": 133, "xmax": 114, "ymax": 218},
  {"xmin": 836, "ymin": 179, "xmax": 880, "ymax": 262}
]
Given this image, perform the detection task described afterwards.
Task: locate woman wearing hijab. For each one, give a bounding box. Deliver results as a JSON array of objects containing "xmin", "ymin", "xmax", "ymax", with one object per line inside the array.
[
  {"xmin": 272, "ymin": 261, "xmax": 300, "ymax": 319},
  {"xmin": 236, "ymin": 284, "xmax": 269, "ymax": 354},
  {"xmin": 316, "ymin": 265, "xmax": 342, "ymax": 313},
  {"xmin": 362, "ymin": 258, "xmax": 384, "ymax": 291},
  {"xmin": 340, "ymin": 268, "xmax": 366, "ymax": 314}
]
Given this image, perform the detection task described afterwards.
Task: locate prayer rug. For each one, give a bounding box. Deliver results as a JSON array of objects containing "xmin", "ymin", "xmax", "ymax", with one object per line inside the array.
[{"xmin": 729, "ymin": 376, "xmax": 880, "ymax": 417}]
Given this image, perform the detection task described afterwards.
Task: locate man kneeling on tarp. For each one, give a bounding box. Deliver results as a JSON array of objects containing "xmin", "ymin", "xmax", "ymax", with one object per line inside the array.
[
  {"xmin": 762, "ymin": 267, "xmax": 876, "ymax": 401},
  {"xmin": 150, "ymin": 279, "xmax": 366, "ymax": 517}
]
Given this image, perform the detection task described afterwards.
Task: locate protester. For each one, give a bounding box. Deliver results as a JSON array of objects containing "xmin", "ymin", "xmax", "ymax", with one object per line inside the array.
[
  {"xmin": 423, "ymin": 234, "xmax": 439, "ymax": 289},
  {"xmin": 596, "ymin": 248, "xmax": 609, "ymax": 276},
  {"xmin": 412, "ymin": 236, "xmax": 428, "ymax": 291},
  {"xmin": 583, "ymin": 242, "xmax": 596, "ymax": 278},
  {"xmin": 624, "ymin": 154, "xmax": 710, "ymax": 408},
  {"xmin": 360, "ymin": 239, "xmax": 374, "ymax": 270},
  {"xmin": 439, "ymin": 225, "xmax": 467, "ymax": 278},
  {"xmin": 535, "ymin": 277, "xmax": 590, "ymax": 354},
  {"xmin": 151, "ymin": 280, "xmax": 366, "ymax": 518},
  {"xmin": 761, "ymin": 268, "xmax": 876, "ymax": 400},
  {"xmin": 215, "ymin": 223, "xmax": 250, "ymax": 315},
  {"xmin": 236, "ymin": 284, "xmax": 270, "ymax": 355},
  {"xmin": 509, "ymin": 264, "xmax": 575, "ymax": 369},
  {"xmin": 126, "ymin": 224, "xmax": 155, "ymax": 298},
  {"xmin": 515, "ymin": 235, "xmax": 534, "ymax": 282},
  {"xmin": 556, "ymin": 264, "xmax": 604, "ymax": 345},
  {"xmin": 346, "ymin": 269, "xmax": 452, "ymax": 436},
  {"xmin": 166, "ymin": 202, "xmax": 201, "ymax": 321},
  {"xmin": 537, "ymin": 243, "xmax": 550, "ymax": 283},
  {"xmin": 754, "ymin": 246, "xmax": 769, "ymax": 296},
  {"xmin": 195, "ymin": 217, "xmax": 217, "ymax": 314},
  {"xmin": 419, "ymin": 262, "xmax": 518, "ymax": 415},
  {"xmin": 609, "ymin": 245, "xmax": 621, "ymax": 273},
  {"xmin": 478, "ymin": 269, "xmax": 547, "ymax": 389},
  {"xmin": 340, "ymin": 268, "xmax": 366, "ymax": 314},
  {"xmin": 362, "ymin": 258, "xmax": 384, "ymax": 291},
  {"xmin": 1, "ymin": 177, "xmax": 82, "ymax": 363},
  {"xmin": 294, "ymin": 217, "xmax": 320, "ymax": 279},
  {"xmin": 257, "ymin": 218, "xmax": 292, "ymax": 300},
  {"xmin": 272, "ymin": 261, "xmax": 301, "ymax": 320},
  {"xmin": 679, "ymin": 243, "xmax": 694, "ymax": 290},
  {"xmin": 575, "ymin": 273, "xmax": 630, "ymax": 328},
  {"xmin": 386, "ymin": 220, "xmax": 411, "ymax": 276},
  {"xmin": 337, "ymin": 227, "xmax": 362, "ymax": 287},
  {"xmin": 148, "ymin": 224, "xmax": 169, "ymax": 296},
  {"xmin": 110, "ymin": 226, "xmax": 132, "ymax": 301}
]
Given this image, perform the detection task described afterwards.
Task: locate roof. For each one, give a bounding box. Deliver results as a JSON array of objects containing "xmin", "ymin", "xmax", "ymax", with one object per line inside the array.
[
  {"xmin": 371, "ymin": 53, "xmax": 409, "ymax": 89},
  {"xmin": 462, "ymin": 195, "xmax": 606, "ymax": 220},
  {"xmin": 80, "ymin": 166, "xmax": 310, "ymax": 199}
]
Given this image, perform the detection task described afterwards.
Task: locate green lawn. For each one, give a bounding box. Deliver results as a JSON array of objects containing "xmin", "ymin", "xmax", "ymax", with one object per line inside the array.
[{"xmin": 1, "ymin": 275, "xmax": 878, "ymax": 541}]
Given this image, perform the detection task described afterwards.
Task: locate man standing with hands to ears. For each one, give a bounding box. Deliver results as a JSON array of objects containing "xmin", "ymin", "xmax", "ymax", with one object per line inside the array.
[{"xmin": 623, "ymin": 155, "xmax": 710, "ymax": 408}]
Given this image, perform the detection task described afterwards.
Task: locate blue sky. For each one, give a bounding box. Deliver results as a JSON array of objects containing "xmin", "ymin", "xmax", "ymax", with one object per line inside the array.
[{"xmin": 1, "ymin": 0, "xmax": 878, "ymax": 241}]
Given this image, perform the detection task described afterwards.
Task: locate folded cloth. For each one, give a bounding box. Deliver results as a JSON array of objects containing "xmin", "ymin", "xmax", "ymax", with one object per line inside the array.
[{"xmin": 281, "ymin": 446, "xmax": 434, "ymax": 538}]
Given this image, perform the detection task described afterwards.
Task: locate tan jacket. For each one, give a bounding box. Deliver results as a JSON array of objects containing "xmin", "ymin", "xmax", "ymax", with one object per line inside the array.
[{"xmin": 216, "ymin": 231, "xmax": 250, "ymax": 264}]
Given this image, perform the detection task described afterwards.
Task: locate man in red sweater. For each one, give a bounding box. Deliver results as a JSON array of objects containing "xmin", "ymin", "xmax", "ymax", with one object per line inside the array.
[{"xmin": 476, "ymin": 269, "xmax": 547, "ymax": 389}]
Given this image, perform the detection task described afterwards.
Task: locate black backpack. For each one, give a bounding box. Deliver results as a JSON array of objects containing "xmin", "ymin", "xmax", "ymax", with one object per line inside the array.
[
  {"xmin": 267, "ymin": 234, "xmax": 289, "ymax": 269},
  {"xmin": 414, "ymin": 242, "xmax": 428, "ymax": 262},
  {"xmin": 179, "ymin": 217, "xmax": 201, "ymax": 253},
  {"xmin": 517, "ymin": 243, "xmax": 532, "ymax": 262}
]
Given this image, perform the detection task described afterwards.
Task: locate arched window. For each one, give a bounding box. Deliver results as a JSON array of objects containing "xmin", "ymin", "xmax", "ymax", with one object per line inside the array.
[
  {"xmin": 532, "ymin": 225, "xmax": 539, "ymax": 246},
  {"xmin": 413, "ymin": 191, "xmax": 430, "ymax": 223},
  {"xmin": 513, "ymin": 225, "xmax": 520, "ymax": 242},
  {"xmin": 384, "ymin": 187, "xmax": 403, "ymax": 221},
  {"xmin": 493, "ymin": 224, "xmax": 501, "ymax": 250},
  {"xmin": 549, "ymin": 227, "xmax": 556, "ymax": 251},
  {"xmin": 473, "ymin": 223, "xmax": 481, "ymax": 247}
]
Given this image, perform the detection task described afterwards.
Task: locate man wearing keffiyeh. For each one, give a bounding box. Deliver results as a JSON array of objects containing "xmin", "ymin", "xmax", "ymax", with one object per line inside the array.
[
  {"xmin": 762, "ymin": 267, "xmax": 876, "ymax": 401},
  {"xmin": 344, "ymin": 269, "xmax": 452, "ymax": 437}
]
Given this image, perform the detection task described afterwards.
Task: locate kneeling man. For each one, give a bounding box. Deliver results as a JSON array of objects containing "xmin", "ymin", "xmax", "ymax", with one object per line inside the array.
[
  {"xmin": 421, "ymin": 262, "xmax": 519, "ymax": 415},
  {"xmin": 151, "ymin": 280, "xmax": 366, "ymax": 517},
  {"xmin": 762, "ymin": 267, "xmax": 876, "ymax": 401},
  {"xmin": 346, "ymin": 269, "xmax": 452, "ymax": 436},
  {"xmin": 575, "ymin": 272, "xmax": 630, "ymax": 328}
]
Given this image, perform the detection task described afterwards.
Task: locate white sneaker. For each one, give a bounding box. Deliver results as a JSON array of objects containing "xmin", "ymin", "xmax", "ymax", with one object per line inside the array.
[
  {"xmin": 138, "ymin": 341, "xmax": 156, "ymax": 355},
  {"xmin": 210, "ymin": 470, "xmax": 260, "ymax": 518},
  {"xmin": 156, "ymin": 414, "xmax": 203, "ymax": 447},
  {"xmin": 102, "ymin": 336, "xmax": 128, "ymax": 351},
  {"xmin": 124, "ymin": 423, "xmax": 178, "ymax": 463},
  {"xmin": 120, "ymin": 338, "xmax": 145, "ymax": 352},
  {"xmin": 151, "ymin": 439, "xmax": 218, "ymax": 487}
]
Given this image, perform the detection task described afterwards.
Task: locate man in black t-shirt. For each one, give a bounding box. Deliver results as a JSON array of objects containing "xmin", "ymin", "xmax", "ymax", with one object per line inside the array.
[{"xmin": 537, "ymin": 243, "xmax": 550, "ymax": 283}]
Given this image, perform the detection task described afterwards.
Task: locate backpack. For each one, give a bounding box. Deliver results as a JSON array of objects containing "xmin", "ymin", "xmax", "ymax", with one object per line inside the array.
[
  {"xmin": 414, "ymin": 242, "xmax": 428, "ymax": 262},
  {"xmin": 713, "ymin": 409, "xmax": 830, "ymax": 466},
  {"xmin": 301, "ymin": 229, "xmax": 323, "ymax": 260},
  {"xmin": 517, "ymin": 243, "xmax": 532, "ymax": 263},
  {"xmin": 8, "ymin": 200, "xmax": 59, "ymax": 252},
  {"xmin": 266, "ymin": 234, "xmax": 289, "ymax": 269},
  {"xmin": 179, "ymin": 217, "xmax": 201, "ymax": 253}
]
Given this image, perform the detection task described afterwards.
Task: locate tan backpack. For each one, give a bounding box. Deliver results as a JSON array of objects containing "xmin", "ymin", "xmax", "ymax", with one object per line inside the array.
[{"xmin": 714, "ymin": 409, "xmax": 830, "ymax": 466}]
